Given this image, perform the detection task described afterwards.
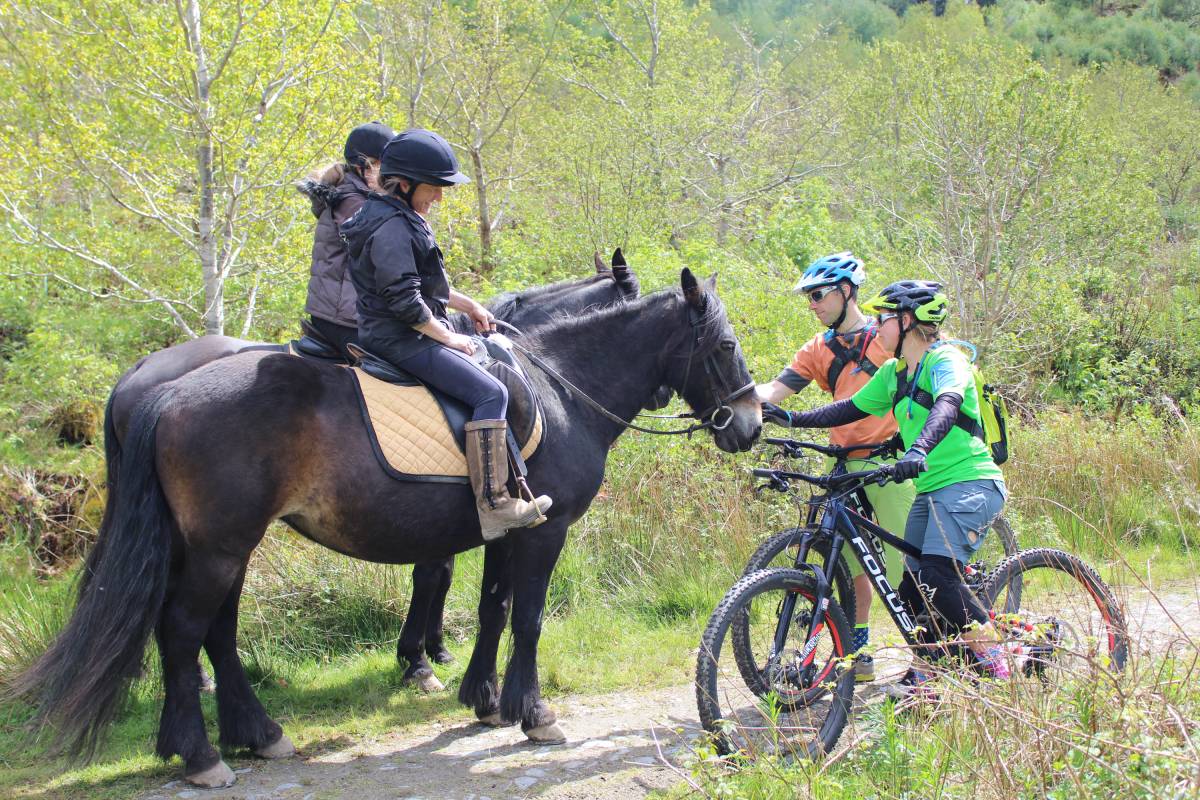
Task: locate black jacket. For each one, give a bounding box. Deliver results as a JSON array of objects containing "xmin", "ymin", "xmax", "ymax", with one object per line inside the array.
[
  {"xmin": 341, "ymin": 194, "xmax": 451, "ymax": 361},
  {"xmin": 303, "ymin": 171, "xmax": 369, "ymax": 328}
]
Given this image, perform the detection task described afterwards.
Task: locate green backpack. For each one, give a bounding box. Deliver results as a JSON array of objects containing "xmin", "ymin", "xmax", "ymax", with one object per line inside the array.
[{"xmin": 892, "ymin": 341, "xmax": 1010, "ymax": 465}]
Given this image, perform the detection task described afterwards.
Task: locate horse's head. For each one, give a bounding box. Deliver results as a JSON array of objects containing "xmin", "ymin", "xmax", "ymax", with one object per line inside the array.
[{"xmin": 671, "ymin": 269, "xmax": 761, "ymax": 453}]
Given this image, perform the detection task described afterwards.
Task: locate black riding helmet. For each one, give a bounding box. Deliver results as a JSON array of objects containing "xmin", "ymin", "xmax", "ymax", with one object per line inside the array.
[
  {"xmin": 344, "ymin": 121, "xmax": 395, "ymax": 168},
  {"xmin": 379, "ymin": 129, "xmax": 471, "ymax": 186}
]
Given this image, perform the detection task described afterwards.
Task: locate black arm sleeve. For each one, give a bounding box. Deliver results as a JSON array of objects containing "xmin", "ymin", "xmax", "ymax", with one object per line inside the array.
[
  {"xmin": 910, "ymin": 392, "xmax": 963, "ymax": 455},
  {"xmin": 774, "ymin": 368, "xmax": 812, "ymax": 393},
  {"xmin": 789, "ymin": 397, "xmax": 869, "ymax": 429}
]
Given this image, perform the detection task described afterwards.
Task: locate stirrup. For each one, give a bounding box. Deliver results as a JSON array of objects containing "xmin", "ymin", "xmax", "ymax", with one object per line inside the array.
[{"xmin": 514, "ymin": 476, "xmax": 549, "ymax": 527}]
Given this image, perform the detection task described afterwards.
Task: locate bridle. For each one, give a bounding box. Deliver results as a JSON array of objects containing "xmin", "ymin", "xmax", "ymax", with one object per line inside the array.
[{"xmin": 496, "ymin": 306, "xmax": 754, "ymax": 437}]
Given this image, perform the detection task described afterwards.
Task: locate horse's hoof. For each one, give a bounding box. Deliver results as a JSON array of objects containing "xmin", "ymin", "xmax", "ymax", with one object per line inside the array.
[
  {"xmin": 186, "ymin": 760, "xmax": 236, "ymax": 788},
  {"xmin": 256, "ymin": 733, "xmax": 296, "ymax": 759},
  {"xmin": 477, "ymin": 712, "xmax": 504, "ymax": 727},
  {"xmin": 406, "ymin": 672, "xmax": 445, "ymax": 693},
  {"xmin": 429, "ymin": 649, "xmax": 455, "ymax": 665},
  {"xmin": 526, "ymin": 723, "xmax": 566, "ymax": 744}
]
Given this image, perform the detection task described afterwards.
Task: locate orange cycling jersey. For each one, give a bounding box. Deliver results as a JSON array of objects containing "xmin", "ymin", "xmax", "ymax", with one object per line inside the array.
[{"xmin": 785, "ymin": 327, "xmax": 898, "ymax": 451}]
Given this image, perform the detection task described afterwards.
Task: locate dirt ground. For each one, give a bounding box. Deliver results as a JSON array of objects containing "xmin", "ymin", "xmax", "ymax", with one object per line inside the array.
[{"xmin": 138, "ymin": 584, "xmax": 1199, "ymax": 800}]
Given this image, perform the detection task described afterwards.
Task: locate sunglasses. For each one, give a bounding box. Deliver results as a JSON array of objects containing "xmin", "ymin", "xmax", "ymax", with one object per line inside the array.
[
  {"xmin": 877, "ymin": 311, "xmax": 899, "ymax": 324},
  {"xmin": 806, "ymin": 285, "xmax": 841, "ymax": 303}
]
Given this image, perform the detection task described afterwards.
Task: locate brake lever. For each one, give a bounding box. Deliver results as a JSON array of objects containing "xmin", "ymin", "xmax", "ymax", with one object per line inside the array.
[
  {"xmin": 773, "ymin": 442, "xmax": 803, "ymax": 460},
  {"xmin": 755, "ymin": 475, "xmax": 791, "ymax": 494}
]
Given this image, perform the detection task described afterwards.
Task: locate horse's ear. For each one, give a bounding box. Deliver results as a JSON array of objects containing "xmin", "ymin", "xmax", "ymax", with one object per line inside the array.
[
  {"xmin": 707, "ymin": 272, "xmax": 719, "ymax": 291},
  {"xmin": 594, "ymin": 251, "xmax": 606, "ymax": 273},
  {"xmin": 681, "ymin": 268, "xmax": 706, "ymax": 310},
  {"xmin": 611, "ymin": 248, "xmax": 632, "ymax": 283}
]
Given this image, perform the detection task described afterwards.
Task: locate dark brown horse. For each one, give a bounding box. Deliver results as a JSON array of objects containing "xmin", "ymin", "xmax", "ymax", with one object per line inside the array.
[
  {"xmin": 101, "ymin": 255, "xmax": 655, "ymax": 690},
  {"xmin": 13, "ymin": 270, "xmax": 760, "ymax": 787}
]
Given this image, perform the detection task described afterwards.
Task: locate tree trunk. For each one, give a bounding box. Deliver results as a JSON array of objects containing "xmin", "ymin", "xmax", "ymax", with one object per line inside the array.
[
  {"xmin": 471, "ymin": 145, "xmax": 493, "ymax": 273},
  {"xmin": 182, "ymin": 0, "xmax": 223, "ymax": 335}
]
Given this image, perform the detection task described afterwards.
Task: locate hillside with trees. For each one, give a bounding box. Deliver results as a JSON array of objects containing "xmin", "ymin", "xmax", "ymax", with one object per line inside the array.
[{"xmin": 0, "ymin": 2, "xmax": 1197, "ymax": 797}]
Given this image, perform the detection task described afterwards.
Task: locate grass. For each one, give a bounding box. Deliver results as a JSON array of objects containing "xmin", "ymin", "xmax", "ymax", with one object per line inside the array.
[
  {"xmin": 671, "ymin": 633, "xmax": 1200, "ymax": 800},
  {"xmin": 0, "ymin": 410, "xmax": 1198, "ymax": 797}
]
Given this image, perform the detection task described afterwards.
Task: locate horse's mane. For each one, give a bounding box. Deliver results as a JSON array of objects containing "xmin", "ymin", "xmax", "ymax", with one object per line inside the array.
[
  {"xmin": 524, "ymin": 286, "xmax": 728, "ymax": 364},
  {"xmin": 488, "ymin": 268, "xmax": 641, "ymax": 323}
]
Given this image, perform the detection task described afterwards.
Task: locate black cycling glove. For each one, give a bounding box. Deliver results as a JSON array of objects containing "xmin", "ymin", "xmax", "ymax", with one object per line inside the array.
[
  {"xmin": 892, "ymin": 449, "xmax": 927, "ymax": 482},
  {"xmin": 761, "ymin": 402, "xmax": 793, "ymax": 427}
]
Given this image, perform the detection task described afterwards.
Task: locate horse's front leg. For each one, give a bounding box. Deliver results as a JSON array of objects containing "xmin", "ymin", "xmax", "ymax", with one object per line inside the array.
[
  {"xmin": 500, "ymin": 526, "xmax": 568, "ymax": 743},
  {"xmin": 458, "ymin": 540, "xmax": 512, "ymax": 724}
]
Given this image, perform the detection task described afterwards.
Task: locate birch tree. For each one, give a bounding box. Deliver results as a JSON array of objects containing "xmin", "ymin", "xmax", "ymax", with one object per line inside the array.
[{"xmin": 0, "ymin": 0, "xmax": 349, "ymax": 337}]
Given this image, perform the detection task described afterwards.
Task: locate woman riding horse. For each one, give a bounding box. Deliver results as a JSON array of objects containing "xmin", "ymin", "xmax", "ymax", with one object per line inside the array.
[
  {"xmin": 341, "ymin": 129, "xmax": 552, "ymax": 540},
  {"xmin": 299, "ymin": 120, "xmax": 395, "ymax": 362}
]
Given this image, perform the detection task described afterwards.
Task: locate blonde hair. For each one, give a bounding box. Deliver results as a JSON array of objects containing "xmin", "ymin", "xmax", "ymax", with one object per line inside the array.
[{"xmin": 380, "ymin": 175, "xmax": 409, "ymax": 197}]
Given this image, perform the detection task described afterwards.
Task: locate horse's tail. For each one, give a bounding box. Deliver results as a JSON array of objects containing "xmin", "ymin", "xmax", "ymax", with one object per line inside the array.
[
  {"xmin": 78, "ymin": 389, "xmax": 122, "ymax": 600},
  {"xmin": 7, "ymin": 385, "xmax": 177, "ymax": 759}
]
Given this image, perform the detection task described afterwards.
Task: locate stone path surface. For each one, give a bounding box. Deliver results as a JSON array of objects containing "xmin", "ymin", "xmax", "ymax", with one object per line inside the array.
[
  {"xmin": 137, "ymin": 585, "xmax": 1199, "ymax": 800},
  {"xmin": 139, "ymin": 684, "xmax": 706, "ymax": 800}
]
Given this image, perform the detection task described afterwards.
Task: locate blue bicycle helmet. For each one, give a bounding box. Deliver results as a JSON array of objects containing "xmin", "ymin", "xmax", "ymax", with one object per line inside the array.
[{"xmin": 793, "ymin": 252, "xmax": 866, "ymax": 293}]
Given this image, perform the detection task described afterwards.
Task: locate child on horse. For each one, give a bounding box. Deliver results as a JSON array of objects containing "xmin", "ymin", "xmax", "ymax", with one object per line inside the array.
[
  {"xmin": 341, "ymin": 128, "xmax": 552, "ymax": 540},
  {"xmin": 300, "ymin": 121, "xmax": 395, "ymax": 361}
]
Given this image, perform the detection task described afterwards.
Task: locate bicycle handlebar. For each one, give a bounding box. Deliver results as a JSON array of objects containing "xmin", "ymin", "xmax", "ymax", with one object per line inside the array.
[
  {"xmin": 763, "ymin": 436, "xmax": 897, "ymax": 461},
  {"xmin": 752, "ymin": 465, "xmax": 895, "ymax": 492}
]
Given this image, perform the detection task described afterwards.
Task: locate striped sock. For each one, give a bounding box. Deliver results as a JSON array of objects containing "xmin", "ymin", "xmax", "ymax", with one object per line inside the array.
[{"xmin": 852, "ymin": 624, "xmax": 869, "ymax": 654}]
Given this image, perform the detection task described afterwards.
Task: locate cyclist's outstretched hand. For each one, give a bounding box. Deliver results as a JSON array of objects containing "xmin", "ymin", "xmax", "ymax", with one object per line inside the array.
[
  {"xmin": 761, "ymin": 402, "xmax": 793, "ymax": 427},
  {"xmin": 892, "ymin": 449, "xmax": 928, "ymax": 482}
]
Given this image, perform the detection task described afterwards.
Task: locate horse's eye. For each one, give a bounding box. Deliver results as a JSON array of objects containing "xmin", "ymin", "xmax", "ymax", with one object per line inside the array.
[{"xmin": 721, "ymin": 340, "xmax": 736, "ymax": 352}]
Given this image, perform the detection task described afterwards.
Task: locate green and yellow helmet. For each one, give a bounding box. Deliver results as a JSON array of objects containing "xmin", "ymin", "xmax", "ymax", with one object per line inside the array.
[{"xmin": 861, "ymin": 280, "xmax": 949, "ymax": 324}]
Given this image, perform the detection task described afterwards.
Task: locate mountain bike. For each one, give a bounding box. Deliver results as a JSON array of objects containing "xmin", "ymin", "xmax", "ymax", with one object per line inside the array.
[
  {"xmin": 736, "ymin": 437, "xmax": 1019, "ymax": 627},
  {"xmin": 695, "ymin": 438, "xmax": 1128, "ymax": 757}
]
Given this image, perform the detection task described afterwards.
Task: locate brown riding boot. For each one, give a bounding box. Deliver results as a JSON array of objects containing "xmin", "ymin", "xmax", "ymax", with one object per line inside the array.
[{"xmin": 465, "ymin": 419, "xmax": 552, "ymax": 541}]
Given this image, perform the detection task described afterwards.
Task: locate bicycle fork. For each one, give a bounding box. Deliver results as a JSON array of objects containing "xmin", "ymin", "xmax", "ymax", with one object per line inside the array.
[{"xmin": 769, "ymin": 526, "xmax": 845, "ymax": 685}]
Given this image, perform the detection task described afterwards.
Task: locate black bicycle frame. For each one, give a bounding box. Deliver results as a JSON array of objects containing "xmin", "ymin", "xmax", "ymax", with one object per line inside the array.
[{"xmin": 777, "ymin": 482, "xmax": 930, "ymax": 676}]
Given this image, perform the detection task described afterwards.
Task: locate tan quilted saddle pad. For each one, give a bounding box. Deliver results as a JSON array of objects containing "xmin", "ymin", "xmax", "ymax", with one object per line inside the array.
[{"xmin": 350, "ymin": 367, "xmax": 543, "ymax": 482}]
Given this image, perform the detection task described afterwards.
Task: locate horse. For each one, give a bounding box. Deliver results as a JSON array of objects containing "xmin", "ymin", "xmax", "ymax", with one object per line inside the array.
[
  {"xmin": 107, "ymin": 251, "xmax": 641, "ymax": 441},
  {"xmin": 100, "ymin": 253, "xmax": 655, "ymax": 689},
  {"xmin": 12, "ymin": 268, "xmax": 760, "ymax": 787}
]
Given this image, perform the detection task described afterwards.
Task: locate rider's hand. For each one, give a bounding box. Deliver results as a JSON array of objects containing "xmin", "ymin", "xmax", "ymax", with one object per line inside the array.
[
  {"xmin": 467, "ymin": 303, "xmax": 496, "ymax": 334},
  {"xmin": 892, "ymin": 448, "xmax": 928, "ymax": 482},
  {"xmin": 877, "ymin": 433, "xmax": 905, "ymax": 460},
  {"xmin": 445, "ymin": 332, "xmax": 477, "ymax": 355},
  {"xmin": 761, "ymin": 402, "xmax": 793, "ymax": 427}
]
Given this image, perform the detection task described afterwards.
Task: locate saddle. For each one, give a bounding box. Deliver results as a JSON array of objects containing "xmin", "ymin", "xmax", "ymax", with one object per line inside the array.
[
  {"xmin": 288, "ymin": 319, "xmax": 348, "ymax": 362},
  {"xmin": 345, "ymin": 336, "xmax": 544, "ymax": 484}
]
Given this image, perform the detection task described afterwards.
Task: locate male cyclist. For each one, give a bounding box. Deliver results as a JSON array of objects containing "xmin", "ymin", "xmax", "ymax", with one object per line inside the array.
[
  {"xmin": 757, "ymin": 252, "xmax": 916, "ymax": 682},
  {"xmin": 772, "ymin": 280, "xmax": 1010, "ymax": 699}
]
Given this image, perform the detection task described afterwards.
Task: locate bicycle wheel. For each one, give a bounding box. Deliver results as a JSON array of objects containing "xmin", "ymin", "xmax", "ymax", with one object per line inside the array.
[
  {"xmin": 696, "ymin": 568, "xmax": 855, "ymax": 758},
  {"xmin": 972, "ymin": 514, "xmax": 1021, "ymax": 614},
  {"xmin": 978, "ymin": 514, "xmax": 1019, "ymax": 565},
  {"xmin": 980, "ymin": 548, "xmax": 1128, "ymax": 679},
  {"xmin": 740, "ymin": 528, "xmax": 856, "ymax": 621},
  {"xmin": 733, "ymin": 529, "xmax": 855, "ymax": 707}
]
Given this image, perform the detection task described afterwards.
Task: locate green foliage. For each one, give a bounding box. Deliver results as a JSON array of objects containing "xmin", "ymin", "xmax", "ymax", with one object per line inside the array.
[{"xmin": 1000, "ymin": 0, "xmax": 1200, "ymax": 77}]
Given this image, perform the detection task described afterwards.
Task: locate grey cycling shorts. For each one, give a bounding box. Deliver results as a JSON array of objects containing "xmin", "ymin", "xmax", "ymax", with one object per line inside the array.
[{"xmin": 904, "ymin": 478, "xmax": 1007, "ymax": 570}]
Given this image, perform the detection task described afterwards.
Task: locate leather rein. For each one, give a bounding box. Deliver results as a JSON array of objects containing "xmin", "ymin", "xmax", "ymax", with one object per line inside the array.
[{"xmin": 495, "ymin": 312, "xmax": 754, "ymax": 437}]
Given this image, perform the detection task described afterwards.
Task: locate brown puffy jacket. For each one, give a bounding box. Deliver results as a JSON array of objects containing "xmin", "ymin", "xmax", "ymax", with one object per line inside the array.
[{"xmin": 302, "ymin": 170, "xmax": 369, "ymax": 328}]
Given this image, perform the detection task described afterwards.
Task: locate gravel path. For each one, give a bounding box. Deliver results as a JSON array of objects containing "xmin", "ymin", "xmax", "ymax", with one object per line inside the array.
[{"xmin": 137, "ymin": 585, "xmax": 1199, "ymax": 800}]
